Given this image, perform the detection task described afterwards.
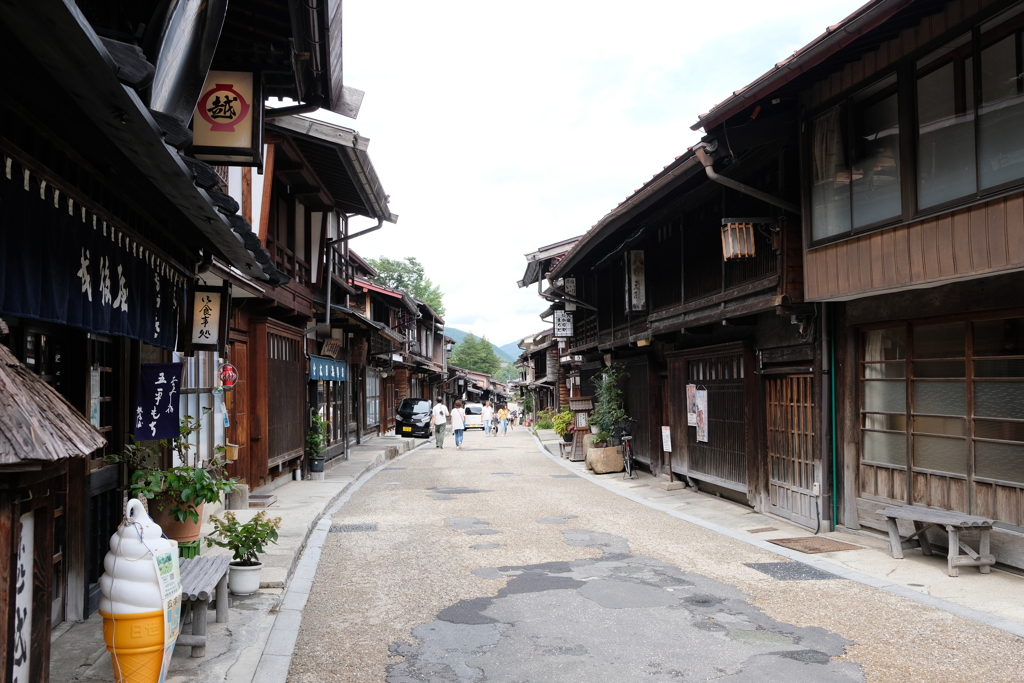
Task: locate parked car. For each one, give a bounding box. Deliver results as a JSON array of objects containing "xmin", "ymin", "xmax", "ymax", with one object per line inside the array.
[
  {"xmin": 396, "ymin": 398, "xmax": 432, "ymax": 437},
  {"xmin": 463, "ymin": 402, "xmax": 484, "ymax": 430}
]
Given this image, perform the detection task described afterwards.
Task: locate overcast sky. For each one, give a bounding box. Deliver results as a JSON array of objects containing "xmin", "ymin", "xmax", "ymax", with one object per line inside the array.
[{"xmin": 313, "ymin": 0, "xmax": 866, "ymax": 347}]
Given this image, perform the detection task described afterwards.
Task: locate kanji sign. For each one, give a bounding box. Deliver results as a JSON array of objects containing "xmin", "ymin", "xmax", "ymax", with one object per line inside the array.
[
  {"xmin": 192, "ymin": 71, "xmax": 263, "ymax": 166},
  {"xmin": 554, "ymin": 310, "xmax": 574, "ymax": 337},
  {"xmin": 134, "ymin": 363, "xmax": 183, "ymax": 440},
  {"xmin": 187, "ymin": 284, "xmax": 230, "ymax": 353}
]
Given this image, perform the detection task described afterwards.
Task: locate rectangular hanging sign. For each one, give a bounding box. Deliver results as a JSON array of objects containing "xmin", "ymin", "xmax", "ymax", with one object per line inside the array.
[
  {"xmin": 191, "ymin": 71, "xmax": 264, "ymax": 167},
  {"xmin": 695, "ymin": 388, "xmax": 708, "ymax": 443},
  {"xmin": 686, "ymin": 384, "xmax": 697, "ymax": 426},
  {"xmin": 135, "ymin": 363, "xmax": 183, "ymax": 440}
]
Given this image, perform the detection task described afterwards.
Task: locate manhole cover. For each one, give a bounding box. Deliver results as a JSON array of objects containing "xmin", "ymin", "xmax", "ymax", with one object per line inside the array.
[
  {"xmin": 550, "ymin": 474, "xmax": 578, "ymax": 479},
  {"xmin": 744, "ymin": 562, "xmax": 840, "ymax": 581},
  {"xmin": 747, "ymin": 527, "xmax": 778, "ymax": 534},
  {"xmin": 330, "ymin": 523, "xmax": 378, "ymax": 533},
  {"xmin": 768, "ymin": 537, "xmax": 864, "ymax": 554}
]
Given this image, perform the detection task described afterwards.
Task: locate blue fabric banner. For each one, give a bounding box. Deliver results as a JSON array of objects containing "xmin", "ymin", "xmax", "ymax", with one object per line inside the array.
[
  {"xmin": 135, "ymin": 363, "xmax": 183, "ymax": 440},
  {"xmin": 0, "ymin": 165, "xmax": 182, "ymax": 350},
  {"xmin": 309, "ymin": 356, "xmax": 347, "ymax": 382}
]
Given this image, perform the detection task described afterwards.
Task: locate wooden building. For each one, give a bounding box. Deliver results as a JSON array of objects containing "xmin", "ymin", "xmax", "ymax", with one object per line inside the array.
[
  {"xmin": 516, "ymin": 329, "xmax": 559, "ymax": 422},
  {"xmin": 690, "ymin": 0, "xmax": 1024, "ymax": 565},
  {"xmin": 0, "ymin": 0, "xmax": 370, "ymax": 675}
]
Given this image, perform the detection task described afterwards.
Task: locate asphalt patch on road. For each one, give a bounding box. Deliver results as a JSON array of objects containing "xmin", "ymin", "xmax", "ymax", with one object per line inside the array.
[
  {"xmin": 490, "ymin": 472, "xmax": 519, "ymax": 477},
  {"xmin": 537, "ymin": 515, "xmax": 578, "ymax": 525},
  {"xmin": 428, "ymin": 487, "xmax": 492, "ymax": 495},
  {"xmin": 744, "ymin": 562, "xmax": 843, "ymax": 582},
  {"xmin": 387, "ymin": 530, "xmax": 863, "ymax": 682},
  {"xmin": 550, "ymin": 474, "xmax": 579, "ymax": 479},
  {"xmin": 329, "ymin": 523, "xmax": 378, "ymax": 533}
]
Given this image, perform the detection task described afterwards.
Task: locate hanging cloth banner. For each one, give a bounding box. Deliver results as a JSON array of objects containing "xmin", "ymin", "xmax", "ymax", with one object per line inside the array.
[
  {"xmin": 135, "ymin": 363, "xmax": 183, "ymax": 440},
  {"xmin": 695, "ymin": 388, "xmax": 709, "ymax": 443},
  {"xmin": 0, "ymin": 165, "xmax": 181, "ymax": 350}
]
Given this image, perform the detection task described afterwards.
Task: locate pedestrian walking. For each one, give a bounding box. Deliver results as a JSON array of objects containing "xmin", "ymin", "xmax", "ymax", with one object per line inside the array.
[
  {"xmin": 482, "ymin": 401, "xmax": 494, "ymax": 436},
  {"xmin": 497, "ymin": 405, "xmax": 510, "ymax": 436},
  {"xmin": 509, "ymin": 408, "xmax": 517, "ymax": 431},
  {"xmin": 451, "ymin": 400, "xmax": 467, "ymax": 449},
  {"xmin": 431, "ymin": 397, "xmax": 449, "ymax": 448}
]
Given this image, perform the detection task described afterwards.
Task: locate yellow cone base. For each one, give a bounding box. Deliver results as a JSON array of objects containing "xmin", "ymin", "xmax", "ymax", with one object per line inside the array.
[{"xmin": 100, "ymin": 610, "xmax": 165, "ymax": 683}]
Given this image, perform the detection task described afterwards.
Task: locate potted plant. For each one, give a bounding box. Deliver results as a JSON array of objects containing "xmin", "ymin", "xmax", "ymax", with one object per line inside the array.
[
  {"xmin": 205, "ymin": 511, "xmax": 282, "ymax": 595},
  {"xmin": 126, "ymin": 411, "xmax": 237, "ymax": 542},
  {"xmin": 591, "ymin": 430, "xmax": 611, "ymax": 448},
  {"xmin": 553, "ymin": 409, "xmax": 575, "ymax": 442},
  {"xmin": 590, "ymin": 365, "xmax": 629, "ymax": 434},
  {"xmin": 306, "ymin": 410, "xmax": 330, "ymax": 473}
]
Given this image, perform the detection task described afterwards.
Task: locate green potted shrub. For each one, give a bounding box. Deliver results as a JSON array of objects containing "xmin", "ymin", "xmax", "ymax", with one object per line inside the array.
[
  {"xmin": 590, "ymin": 366, "xmax": 629, "ymax": 436},
  {"xmin": 591, "ymin": 430, "xmax": 611, "ymax": 448},
  {"xmin": 205, "ymin": 511, "xmax": 282, "ymax": 595},
  {"xmin": 125, "ymin": 411, "xmax": 237, "ymax": 542},
  {"xmin": 307, "ymin": 410, "xmax": 330, "ymax": 473},
  {"xmin": 553, "ymin": 409, "xmax": 575, "ymax": 442}
]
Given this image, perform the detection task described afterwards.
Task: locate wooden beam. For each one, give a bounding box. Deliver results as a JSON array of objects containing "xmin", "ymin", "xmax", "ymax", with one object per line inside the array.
[
  {"xmin": 241, "ymin": 167, "xmax": 252, "ymax": 224},
  {"xmin": 258, "ymin": 143, "xmax": 276, "ymax": 243}
]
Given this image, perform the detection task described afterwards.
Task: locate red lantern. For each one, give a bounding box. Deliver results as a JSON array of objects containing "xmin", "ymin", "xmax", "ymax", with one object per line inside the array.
[{"xmin": 219, "ymin": 363, "xmax": 238, "ymax": 389}]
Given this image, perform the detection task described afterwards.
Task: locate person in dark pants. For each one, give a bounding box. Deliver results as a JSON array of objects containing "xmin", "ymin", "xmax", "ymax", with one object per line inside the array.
[{"xmin": 431, "ymin": 396, "xmax": 449, "ymax": 448}]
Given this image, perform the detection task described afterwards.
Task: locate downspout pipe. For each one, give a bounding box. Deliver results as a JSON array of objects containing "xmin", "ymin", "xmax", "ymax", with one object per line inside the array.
[
  {"xmin": 694, "ymin": 143, "xmax": 801, "ymax": 215},
  {"xmin": 341, "ymin": 217, "xmax": 384, "ymax": 242}
]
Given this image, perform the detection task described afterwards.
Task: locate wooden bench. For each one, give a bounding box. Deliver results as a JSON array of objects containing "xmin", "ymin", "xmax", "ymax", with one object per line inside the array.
[
  {"xmin": 876, "ymin": 506, "xmax": 996, "ymax": 577},
  {"xmin": 177, "ymin": 555, "xmax": 231, "ymax": 657}
]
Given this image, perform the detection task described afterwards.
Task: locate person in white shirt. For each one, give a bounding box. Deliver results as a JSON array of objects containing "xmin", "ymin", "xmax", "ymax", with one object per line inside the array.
[
  {"xmin": 431, "ymin": 397, "xmax": 450, "ymax": 448},
  {"xmin": 482, "ymin": 401, "xmax": 494, "ymax": 436},
  {"xmin": 451, "ymin": 400, "xmax": 467, "ymax": 449}
]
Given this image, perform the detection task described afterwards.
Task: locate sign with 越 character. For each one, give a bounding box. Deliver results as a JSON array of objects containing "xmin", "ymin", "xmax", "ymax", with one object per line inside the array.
[
  {"xmin": 135, "ymin": 363, "xmax": 183, "ymax": 440},
  {"xmin": 554, "ymin": 310, "xmax": 573, "ymax": 337},
  {"xmin": 191, "ymin": 71, "xmax": 264, "ymax": 167},
  {"xmin": 186, "ymin": 284, "xmax": 231, "ymax": 354}
]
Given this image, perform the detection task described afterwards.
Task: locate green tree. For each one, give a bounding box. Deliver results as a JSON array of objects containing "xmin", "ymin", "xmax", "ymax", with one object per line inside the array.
[
  {"xmin": 450, "ymin": 333, "xmax": 501, "ymax": 376},
  {"xmin": 366, "ymin": 256, "xmax": 445, "ymax": 317}
]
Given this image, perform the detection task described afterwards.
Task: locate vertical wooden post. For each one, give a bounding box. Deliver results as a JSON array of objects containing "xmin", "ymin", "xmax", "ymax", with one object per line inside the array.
[
  {"xmin": 257, "ymin": 144, "xmax": 276, "ymax": 243},
  {"xmin": 241, "ymin": 167, "xmax": 252, "ymax": 224}
]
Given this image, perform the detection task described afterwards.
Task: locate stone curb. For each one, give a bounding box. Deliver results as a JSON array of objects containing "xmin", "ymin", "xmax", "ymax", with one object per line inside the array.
[
  {"xmin": 241, "ymin": 439, "xmax": 433, "ymax": 683},
  {"xmin": 531, "ymin": 432, "xmax": 1024, "ymax": 640}
]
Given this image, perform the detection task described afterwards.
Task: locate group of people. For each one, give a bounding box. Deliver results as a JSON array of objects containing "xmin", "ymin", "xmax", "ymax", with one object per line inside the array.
[{"xmin": 429, "ymin": 398, "xmax": 515, "ymax": 449}]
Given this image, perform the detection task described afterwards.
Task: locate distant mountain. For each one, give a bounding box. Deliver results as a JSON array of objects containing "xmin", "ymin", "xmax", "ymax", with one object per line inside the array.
[
  {"xmin": 445, "ymin": 327, "xmax": 516, "ymax": 362},
  {"xmin": 498, "ymin": 341, "xmax": 522, "ymax": 359}
]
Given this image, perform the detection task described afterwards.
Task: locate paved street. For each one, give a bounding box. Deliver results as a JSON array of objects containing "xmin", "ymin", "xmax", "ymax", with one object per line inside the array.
[{"xmin": 287, "ymin": 428, "xmax": 1024, "ymax": 683}]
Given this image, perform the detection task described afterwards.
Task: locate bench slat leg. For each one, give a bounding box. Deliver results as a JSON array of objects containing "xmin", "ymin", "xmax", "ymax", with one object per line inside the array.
[
  {"xmin": 980, "ymin": 528, "xmax": 992, "ymax": 574},
  {"xmin": 885, "ymin": 517, "xmax": 904, "ymax": 559},
  {"xmin": 946, "ymin": 525, "xmax": 959, "ymax": 577},
  {"xmin": 191, "ymin": 599, "xmax": 208, "ymax": 657},
  {"xmin": 215, "ymin": 572, "xmax": 229, "ymax": 623},
  {"xmin": 914, "ymin": 521, "xmax": 933, "ymax": 556}
]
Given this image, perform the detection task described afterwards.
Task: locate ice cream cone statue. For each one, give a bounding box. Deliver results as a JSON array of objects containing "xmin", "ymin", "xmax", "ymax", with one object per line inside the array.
[{"xmin": 100, "ymin": 499, "xmax": 182, "ymax": 683}]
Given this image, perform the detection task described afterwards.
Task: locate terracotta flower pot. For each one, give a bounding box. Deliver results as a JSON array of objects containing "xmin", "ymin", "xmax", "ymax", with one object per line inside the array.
[{"xmin": 149, "ymin": 500, "xmax": 204, "ymax": 543}]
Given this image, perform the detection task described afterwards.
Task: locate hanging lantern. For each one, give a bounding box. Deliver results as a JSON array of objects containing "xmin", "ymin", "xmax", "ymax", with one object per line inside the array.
[
  {"xmin": 219, "ymin": 363, "xmax": 238, "ymax": 388},
  {"xmin": 721, "ymin": 221, "xmax": 756, "ymax": 260}
]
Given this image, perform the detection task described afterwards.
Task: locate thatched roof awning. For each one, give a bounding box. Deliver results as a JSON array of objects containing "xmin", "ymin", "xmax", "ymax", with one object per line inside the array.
[{"xmin": 0, "ymin": 344, "xmax": 106, "ymax": 465}]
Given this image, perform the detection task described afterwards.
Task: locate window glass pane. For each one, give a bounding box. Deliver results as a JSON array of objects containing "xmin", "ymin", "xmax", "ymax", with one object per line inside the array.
[
  {"xmin": 913, "ymin": 322, "xmax": 965, "ymax": 358},
  {"xmin": 864, "ymin": 413, "xmax": 907, "ymax": 431},
  {"xmin": 852, "ymin": 75, "xmax": 902, "ymax": 228},
  {"xmin": 912, "ymin": 380, "xmax": 965, "ymax": 415},
  {"xmin": 917, "ymin": 35, "xmax": 977, "ymax": 208},
  {"xmin": 913, "ymin": 360, "xmax": 966, "ymax": 378},
  {"xmin": 975, "ymin": 419, "xmax": 1024, "ymax": 441},
  {"xmin": 914, "ymin": 416, "xmax": 967, "ymax": 436},
  {"xmin": 863, "ymin": 362, "xmax": 906, "ymax": 378},
  {"xmin": 975, "ymin": 381, "xmax": 1024, "ymax": 418},
  {"xmin": 974, "ymin": 317, "xmax": 1024, "ymax": 356},
  {"xmin": 864, "ymin": 380, "xmax": 906, "ymax": 412},
  {"xmin": 975, "ymin": 359, "xmax": 1024, "ymax": 377},
  {"xmin": 979, "ymin": 17, "xmax": 1024, "ymax": 189},
  {"xmin": 864, "ymin": 327, "xmax": 906, "ymax": 361},
  {"xmin": 811, "ymin": 106, "xmax": 851, "ymax": 240},
  {"xmin": 913, "ymin": 435, "xmax": 968, "ymax": 474},
  {"xmin": 863, "ymin": 430, "xmax": 907, "ymax": 466},
  {"xmin": 975, "ymin": 440, "xmax": 1024, "ymax": 483}
]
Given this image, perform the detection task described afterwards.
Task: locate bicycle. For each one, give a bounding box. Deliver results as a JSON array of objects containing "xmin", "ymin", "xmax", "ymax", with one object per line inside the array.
[{"xmin": 620, "ymin": 417, "xmax": 638, "ymax": 479}]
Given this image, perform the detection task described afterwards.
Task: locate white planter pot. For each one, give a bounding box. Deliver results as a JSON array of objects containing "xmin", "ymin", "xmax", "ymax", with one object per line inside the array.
[
  {"xmin": 590, "ymin": 425, "xmax": 600, "ymax": 434},
  {"xmin": 228, "ymin": 561, "xmax": 263, "ymax": 595}
]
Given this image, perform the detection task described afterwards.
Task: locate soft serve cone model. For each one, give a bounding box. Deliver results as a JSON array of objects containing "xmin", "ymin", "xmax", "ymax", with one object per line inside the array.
[{"xmin": 100, "ymin": 499, "xmax": 182, "ymax": 683}]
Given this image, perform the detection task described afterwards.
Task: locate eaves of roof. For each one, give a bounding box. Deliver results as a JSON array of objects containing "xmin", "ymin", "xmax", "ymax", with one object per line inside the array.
[
  {"xmin": 691, "ymin": 0, "xmax": 913, "ymax": 132},
  {"xmin": 549, "ymin": 151, "xmax": 702, "ymax": 280}
]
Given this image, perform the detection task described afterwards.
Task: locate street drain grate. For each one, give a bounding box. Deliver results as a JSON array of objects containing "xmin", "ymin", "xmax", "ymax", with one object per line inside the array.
[
  {"xmin": 330, "ymin": 523, "xmax": 378, "ymax": 533},
  {"xmin": 768, "ymin": 537, "xmax": 864, "ymax": 554},
  {"xmin": 747, "ymin": 527, "xmax": 778, "ymax": 534},
  {"xmin": 744, "ymin": 562, "xmax": 841, "ymax": 581},
  {"xmin": 550, "ymin": 474, "xmax": 579, "ymax": 479}
]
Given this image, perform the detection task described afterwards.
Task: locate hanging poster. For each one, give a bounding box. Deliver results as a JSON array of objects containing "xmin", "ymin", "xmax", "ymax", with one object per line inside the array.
[
  {"xmin": 661, "ymin": 426, "xmax": 672, "ymax": 452},
  {"xmin": 153, "ymin": 546, "xmax": 182, "ymax": 683},
  {"xmin": 12, "ymin": 512, "xmax": 33, "ymax": 683},
  {"xmin": 135, "ymin": 363, "xmax": 183, "ymax": 440},
  {"xmin": 686, "ymin": 384, "xmax": 697, "ymax": 426},
  {"xmin": 695, "ymin": 388, "xmax": 708, "ymax": 443}
]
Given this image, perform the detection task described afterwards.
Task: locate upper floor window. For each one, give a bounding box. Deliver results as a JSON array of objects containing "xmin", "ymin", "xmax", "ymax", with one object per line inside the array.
[{"xmin": 811, "ymin": 74, "xmax": 902, "ymax": 241}]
